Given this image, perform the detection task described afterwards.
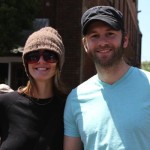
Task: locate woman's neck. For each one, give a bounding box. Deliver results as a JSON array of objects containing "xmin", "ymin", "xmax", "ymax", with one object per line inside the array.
[{"xmin": 30, "ymin": 81, "xmax": 54, "ymax": 99}]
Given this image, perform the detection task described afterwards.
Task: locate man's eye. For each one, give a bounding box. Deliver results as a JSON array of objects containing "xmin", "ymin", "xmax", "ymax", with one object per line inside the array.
[
  {"xmin": 106, "ymin": 32, "xmax": 116, "ymax": 38},
  {"xmin": 91, "ymin": 34, "xmax": 99, "ymax": 38},
  {"xmin": 108, "ymin": 32, "xmax": 114, "ymax": 36}
]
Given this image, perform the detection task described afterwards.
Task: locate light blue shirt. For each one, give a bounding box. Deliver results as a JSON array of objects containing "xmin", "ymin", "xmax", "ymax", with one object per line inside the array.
[{"xmin": 64, "ymin": 67, "xmax": 150, "ymax": 150}]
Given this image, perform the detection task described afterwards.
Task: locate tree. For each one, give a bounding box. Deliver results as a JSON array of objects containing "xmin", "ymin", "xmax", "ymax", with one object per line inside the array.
[
  {"xmin": 141, "ymin": 61, "xmax": 150, "ymax": 72},
  {"xmin": 0, "ymin": 0, "xmax": 41, "ymax": 55}
]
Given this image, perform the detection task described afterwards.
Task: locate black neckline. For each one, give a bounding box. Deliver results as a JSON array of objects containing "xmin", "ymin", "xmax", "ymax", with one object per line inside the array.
[
  {"xmin": 29, "ymin": 97, "xmax": 54, "ymax": 105},
  {"xmin": 22, "ymin": 93, "xmax": 54, "ymax": 106}
]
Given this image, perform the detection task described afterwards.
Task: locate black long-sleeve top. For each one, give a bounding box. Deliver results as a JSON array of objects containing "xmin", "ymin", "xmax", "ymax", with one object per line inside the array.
[{"xmin": 0, "ymin": 91, "xmax": 66, "ymax": 150}]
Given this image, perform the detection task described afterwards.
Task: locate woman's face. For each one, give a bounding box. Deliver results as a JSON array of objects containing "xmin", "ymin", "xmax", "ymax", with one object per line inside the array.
[{"xmin": 26, "ymin": 50, "xmax": 58, "ymax": 82}]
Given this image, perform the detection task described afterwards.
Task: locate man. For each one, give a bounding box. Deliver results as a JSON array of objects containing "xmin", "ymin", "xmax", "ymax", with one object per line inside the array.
[{"xmin": 64, "ymin": 6, "xmax": 150, "ymax": 150}]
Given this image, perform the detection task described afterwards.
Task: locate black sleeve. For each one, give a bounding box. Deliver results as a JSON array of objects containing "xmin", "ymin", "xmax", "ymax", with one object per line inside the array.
[
  {"xmin": 0, "ymin": 94, "xmax": 6, "ymax": 137},
  {"xmin": 0, "ymin": 94, "xmax": 3, "ymax": 137},
  {"xmin": 0, "ymin": 92, "xmax": 17, "ymax": 137}
]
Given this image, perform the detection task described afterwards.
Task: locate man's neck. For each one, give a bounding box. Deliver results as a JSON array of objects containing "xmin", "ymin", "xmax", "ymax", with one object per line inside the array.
[{"xmin": 96, "ymin": 60, "xmax": 131, "ymax": 84}]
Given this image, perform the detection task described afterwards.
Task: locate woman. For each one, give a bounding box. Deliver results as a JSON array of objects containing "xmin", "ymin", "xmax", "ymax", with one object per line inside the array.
[{"xmin": 0, "ymin": 27, "xmax": 68, "ymax": 150}]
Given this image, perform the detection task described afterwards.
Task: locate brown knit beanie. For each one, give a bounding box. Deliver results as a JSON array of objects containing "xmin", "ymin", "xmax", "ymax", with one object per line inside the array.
[{"xmin": 23, "ymin": 27, "xmax": 65, "ymax": 74}]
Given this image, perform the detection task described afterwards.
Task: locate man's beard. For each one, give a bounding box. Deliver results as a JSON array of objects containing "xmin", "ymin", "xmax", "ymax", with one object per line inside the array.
[{"xmin": 91, "ymin": 44, "xmax": 124, "ymax": 68}]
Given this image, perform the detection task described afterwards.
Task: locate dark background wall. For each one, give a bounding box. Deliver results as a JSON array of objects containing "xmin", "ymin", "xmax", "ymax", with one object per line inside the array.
[
  {"xmin": 2, "ymin": 0, "xmax": 141, "ymax": 90},
  {"xmin": 36, "ymin": 0, "xmax": 141, "ymax": 90}
]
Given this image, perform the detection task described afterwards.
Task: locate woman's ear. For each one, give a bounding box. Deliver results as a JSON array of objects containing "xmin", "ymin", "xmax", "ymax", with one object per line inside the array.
[{"xmin": 82, "ymin": 37, "xmax": 88, "ymax": 53}]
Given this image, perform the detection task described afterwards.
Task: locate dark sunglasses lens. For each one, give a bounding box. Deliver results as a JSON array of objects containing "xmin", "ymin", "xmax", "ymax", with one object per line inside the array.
[
  {"xmin": 25, "ymin": 50, "xmax": 58, "ymax": 64},
  {"xmin": 43, "ymin": 51, "xmax": 58, "ymax": 63},
  {"xmin": 26, "ymin": 51, "xmax": 40, "ymax": 64}
]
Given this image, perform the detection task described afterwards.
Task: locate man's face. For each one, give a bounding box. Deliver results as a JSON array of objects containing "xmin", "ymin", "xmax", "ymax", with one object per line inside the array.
[{"xmin": 83, "ymin": 21, "xmax": 128, "ymax": 68}]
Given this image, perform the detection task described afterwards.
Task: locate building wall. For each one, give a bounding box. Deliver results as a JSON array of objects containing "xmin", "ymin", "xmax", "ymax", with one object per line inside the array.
[
  {"xmin": 0, "ymin": 0, "xmax": 141, "ymax": 90},
  {"xmin": 55, "ymin": 0, "xmax": 83, "ymax": 89},
  {"xmin": 32, "ymin": 0, "xmax": 142, "ymax": 89}
]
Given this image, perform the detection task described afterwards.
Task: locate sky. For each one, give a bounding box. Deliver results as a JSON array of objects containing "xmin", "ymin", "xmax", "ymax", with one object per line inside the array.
[{"xmin": 138, "ymin": 1, "xmax": 150, "ymax": 62}]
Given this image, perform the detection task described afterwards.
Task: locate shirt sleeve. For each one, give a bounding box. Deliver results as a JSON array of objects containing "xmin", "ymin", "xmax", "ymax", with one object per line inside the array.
[
  {"xmin": 0, "ymin": 95, "xmax": 3, "ymax": 137},
  {"xmin": 64, "ymin": 90, "xmax": 80, "ymax": 137}
]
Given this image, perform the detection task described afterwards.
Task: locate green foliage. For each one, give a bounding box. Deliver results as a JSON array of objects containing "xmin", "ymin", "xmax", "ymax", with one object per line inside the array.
[
  {"xmin": 141, "ymin": 61, "xmax": 150, "ymax": 72},
  {"xmin": 0, "ymin": 0, "xmax": 41, "ymax": 55}
]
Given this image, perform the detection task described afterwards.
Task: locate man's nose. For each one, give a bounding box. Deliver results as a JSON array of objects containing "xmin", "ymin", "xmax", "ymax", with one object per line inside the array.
[{"xmin": 97, "ymin": 36, "xmax": 109, "ymax": 46}]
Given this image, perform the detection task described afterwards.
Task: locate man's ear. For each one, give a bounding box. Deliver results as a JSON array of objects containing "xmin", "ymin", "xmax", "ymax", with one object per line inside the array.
[
  {"xmin": 82, "ymin": 37, "xmax": 88, "ymax": 53},
  {"xmin": 123, "ymin": 35, "xmax": 128, "ymax": 48}
]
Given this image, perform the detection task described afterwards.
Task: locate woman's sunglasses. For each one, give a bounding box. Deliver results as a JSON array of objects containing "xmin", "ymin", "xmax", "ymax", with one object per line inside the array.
[{"xmin": 25, "ymin": 50, "xmax": 58, "ymax": 64}]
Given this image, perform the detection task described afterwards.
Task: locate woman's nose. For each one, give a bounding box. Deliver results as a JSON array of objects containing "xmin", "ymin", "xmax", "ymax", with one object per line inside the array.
[{"xmin": 38, "ymin": 55, "xmax": 46, "ymax": 63}]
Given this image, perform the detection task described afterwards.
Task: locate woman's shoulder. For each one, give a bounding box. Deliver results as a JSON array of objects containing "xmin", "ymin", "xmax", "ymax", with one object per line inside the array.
[{"xmin": 0, "ymin": 91, "xmax": 20, "ymax": 105}]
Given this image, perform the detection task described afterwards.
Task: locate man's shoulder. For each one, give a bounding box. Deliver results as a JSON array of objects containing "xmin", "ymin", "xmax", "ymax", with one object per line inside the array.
[
  {"xmin": 131, "ymin": 67, "xmax": 150, "ymax": 85},
  {"xmin": 134, "ymin": 67, "xmax": 150, "ymax": 78},
  {"xmin": 68, "ymin": 74, "xmax": 99, "ymax": 98},
  {"xmin": 79, "ymin": 74, "xmax": 98, "ymax": 87}
]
